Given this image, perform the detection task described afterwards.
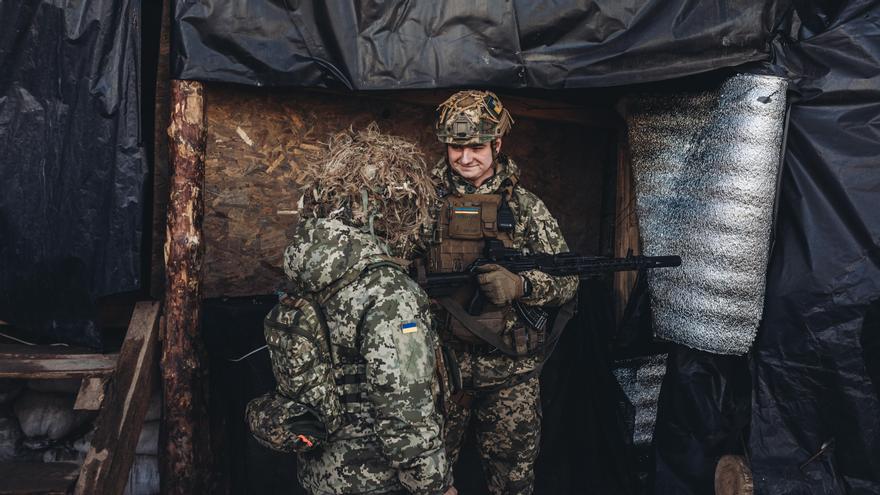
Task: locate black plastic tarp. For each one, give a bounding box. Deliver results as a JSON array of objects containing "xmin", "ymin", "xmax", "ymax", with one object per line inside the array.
[
  {"xmin": 172, "ymin": 0, "xmax": 787, "ymax": 89},
  {"xmin": 0, "ymin": 0, "xmax": 145, "ymax": 343},
  {"xmin": 650, "ymin": 2, "xmax": 880, "ymax": 494},
  {"xmin": 749, "ymin": 2, "xmax": 880, "ymax": 492}
]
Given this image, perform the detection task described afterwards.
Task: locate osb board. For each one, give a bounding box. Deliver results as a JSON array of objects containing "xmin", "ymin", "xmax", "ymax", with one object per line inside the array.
[{"xmin": 204, "ymin": 86, "xmax": 612, "ymax": 297}]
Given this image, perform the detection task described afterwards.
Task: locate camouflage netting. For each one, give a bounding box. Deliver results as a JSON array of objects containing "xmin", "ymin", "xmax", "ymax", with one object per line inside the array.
[{"xmin": 298, "ymin": 123, "xmax": 436, "ymax": 257}]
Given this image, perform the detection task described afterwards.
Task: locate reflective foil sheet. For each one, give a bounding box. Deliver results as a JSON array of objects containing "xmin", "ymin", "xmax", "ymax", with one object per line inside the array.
[
  {"xmin": 612, "ymin": 354, "xmax": 667, "ymax": 447},
  {"xmin": 626, "ymin": 74, "xmax": 788, "ymax": 355}
]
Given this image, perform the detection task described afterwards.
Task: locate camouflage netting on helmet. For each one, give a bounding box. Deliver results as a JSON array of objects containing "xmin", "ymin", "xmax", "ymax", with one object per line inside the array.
[
  {"xmin": 298, "ymin": 123, "xmax": 435, "ymax": 257},
  {"xmin": 436, "ymin": 90, "xmax": 513, "ymax": 145}
]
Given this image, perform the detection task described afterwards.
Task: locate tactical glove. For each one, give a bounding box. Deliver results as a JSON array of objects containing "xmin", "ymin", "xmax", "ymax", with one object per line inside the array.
[{"xmin": 476, "ymin": 264, "xmax": 524, "ymax": 305}]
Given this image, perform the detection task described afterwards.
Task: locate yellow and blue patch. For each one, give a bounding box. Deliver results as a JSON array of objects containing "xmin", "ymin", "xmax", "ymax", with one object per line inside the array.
[
  {"xmin": 453, "ymin": 207, "xmax": 480, "ymax": 215},
  {"xmin": 400, "ymin": 321, "xmax": 419, "ymax": 334}
]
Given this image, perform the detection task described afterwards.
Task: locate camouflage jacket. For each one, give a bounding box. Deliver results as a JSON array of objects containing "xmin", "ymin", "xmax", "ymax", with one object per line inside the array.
[
  {"xmin": 283, "ymin": 218, "xmax": 449, "ymax": 494},
  {"xmin": 424, "ymin": 156, "xmax": 579, "ymax": 385}
]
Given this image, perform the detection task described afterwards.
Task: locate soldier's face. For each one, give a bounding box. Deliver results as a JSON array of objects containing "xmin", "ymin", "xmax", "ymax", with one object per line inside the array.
[{"xmin": 447, "ymin": 138, "xmax": 501, "ymax": 188}]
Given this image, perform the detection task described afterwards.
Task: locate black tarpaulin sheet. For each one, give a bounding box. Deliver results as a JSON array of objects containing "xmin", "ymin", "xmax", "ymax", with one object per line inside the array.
[
  {"xmin": 651, "ymin": 3, "xmax": 880, "ymax": 493},
  {"xmin": 747, "ymin": 1, "xmax": 880, "ymax": 493},
  {"xmin": 0, "ymin": 0, "xmax": 145, "ymax": 341},
  {"xmin": 652, "ymin": 346, "xmax": 751, "ymax": 493},
  {"xmin": 172, "ymin": 0, "xmax": 786, "ymax": 89}
]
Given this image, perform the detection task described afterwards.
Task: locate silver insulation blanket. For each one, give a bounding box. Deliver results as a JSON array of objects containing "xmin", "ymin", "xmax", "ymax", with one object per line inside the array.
[
  {"xmin": 612, "ymin": 354, "xmax": 667, "ymax": 447},
  {"xmin": 626, "ymin": 74, "xmax": 788, "ymax": 355}
]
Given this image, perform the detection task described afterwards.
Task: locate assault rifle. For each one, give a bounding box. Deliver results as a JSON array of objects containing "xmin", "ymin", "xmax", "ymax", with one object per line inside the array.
[{"xmin": 415, "ymin": 239, "xmax": 681, "ymax": 317}]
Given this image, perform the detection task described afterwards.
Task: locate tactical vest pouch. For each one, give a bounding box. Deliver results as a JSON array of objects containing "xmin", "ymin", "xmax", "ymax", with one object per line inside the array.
[
  {"xmin": 507, "ymin": 323, "xmax": 545, "ymax": 356},
  {"xmin": 447, "ymin": 310, "xmax": 546, "ymax": 358},
  {"xmin": 448, "ymin": 307, "xmax": 505, "ymax": 344},
  {"xmin": 246, "ymin": 296, "xmax": 344, "ymax": 453},
  {"xmin": 433, "ymin": 344, "xmax": 461, "ymax": 416},
  {"xmin": 446, "ymin": 194, "xmax": 501, "ymax": 240}
]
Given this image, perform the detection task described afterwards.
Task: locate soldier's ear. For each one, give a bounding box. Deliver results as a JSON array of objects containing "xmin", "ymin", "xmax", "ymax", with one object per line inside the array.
[{"xmin": 494, "ymin": 138, "xmax": 502, "ymax": 154}]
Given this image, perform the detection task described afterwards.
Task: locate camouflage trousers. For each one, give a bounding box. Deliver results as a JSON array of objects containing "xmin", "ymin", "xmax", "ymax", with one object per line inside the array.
[{"xmin": 445, "ymin": 350, "xmax": 541, "ymax": 495}]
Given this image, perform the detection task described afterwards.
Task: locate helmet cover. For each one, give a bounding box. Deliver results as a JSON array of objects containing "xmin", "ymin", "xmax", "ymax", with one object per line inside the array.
[{"xmin": 436, "ymin": 90, "xmax": 514, "ymax": 145}]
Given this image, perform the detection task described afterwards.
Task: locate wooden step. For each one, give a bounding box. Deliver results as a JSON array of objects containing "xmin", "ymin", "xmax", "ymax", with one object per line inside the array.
[
  {"xmin": 0, "ymin": 345, "xmax": 117, "ymax": 379},
  {"xmin": 0, "ymin": 301, "xmax": 161, "ymax": 494},
  {"xmin": 0, "ymin": 462, "xmax": 80, "ymax": 494}
]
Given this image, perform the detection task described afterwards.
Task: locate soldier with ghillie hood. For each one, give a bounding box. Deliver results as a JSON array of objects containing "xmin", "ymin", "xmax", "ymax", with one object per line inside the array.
[
  {"xmin": 254, "ymin": 124, "xmax": 455, "ymax": 495},
  {"xmin": 416, "ymin": 91, "xmax": 579, "ymax": 494}
]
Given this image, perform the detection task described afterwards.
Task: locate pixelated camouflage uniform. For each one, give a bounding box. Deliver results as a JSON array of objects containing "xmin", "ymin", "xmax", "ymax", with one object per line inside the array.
[
  {"xmin": 425, "ymin": 156, "xmax": 578, "ymax": 495},
  {"xmin": 282, "ymin": 217, "xmax": 450, "ymax": 495}
]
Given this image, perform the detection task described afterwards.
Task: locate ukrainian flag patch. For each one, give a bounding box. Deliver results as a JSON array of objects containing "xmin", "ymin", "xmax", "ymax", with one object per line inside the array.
[
  {"xmin": 453, "ymin": 207, "xmax": 480, "ymax": 215},
  {"xmin": 400, "ymin": 321, "xmax": 419, "ymax": 334}
]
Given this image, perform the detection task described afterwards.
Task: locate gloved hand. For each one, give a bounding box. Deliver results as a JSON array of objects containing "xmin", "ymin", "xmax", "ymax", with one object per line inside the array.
[{"xmin": 476, "ymin": 264, "xmax": 524, "ymax": 305}]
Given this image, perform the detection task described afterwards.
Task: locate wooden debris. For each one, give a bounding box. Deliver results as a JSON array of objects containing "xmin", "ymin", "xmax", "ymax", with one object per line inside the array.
[{"xmin": 74, "ymin": 376, "xmax": 108, "ymax": 411}]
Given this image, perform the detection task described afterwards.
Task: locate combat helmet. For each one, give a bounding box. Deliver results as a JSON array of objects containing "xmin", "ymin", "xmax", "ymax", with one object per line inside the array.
[{"xmin": 436, "ymin": 90, "xmax": 514, "ymax": 145}]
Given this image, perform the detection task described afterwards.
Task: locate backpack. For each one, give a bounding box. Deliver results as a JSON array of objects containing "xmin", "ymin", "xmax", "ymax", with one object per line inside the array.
[{"xmin": 246, "ymin": 294, "xmax": 344, "ymax": 453}]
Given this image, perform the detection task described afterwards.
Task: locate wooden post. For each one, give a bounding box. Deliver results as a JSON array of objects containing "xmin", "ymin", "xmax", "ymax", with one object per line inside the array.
[
  {"xmin": 161, "ymin": 79, "xmax": 213, "ymax": 494},
  {"xmin": 614, "ymin": 132, "xmax": 641, "ymax": 322}
]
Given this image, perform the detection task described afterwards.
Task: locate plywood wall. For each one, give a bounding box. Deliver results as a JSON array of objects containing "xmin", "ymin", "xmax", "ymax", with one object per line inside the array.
[{"xmin": 203, "ymin": 86, "xmax": 614, "ymax": 297}]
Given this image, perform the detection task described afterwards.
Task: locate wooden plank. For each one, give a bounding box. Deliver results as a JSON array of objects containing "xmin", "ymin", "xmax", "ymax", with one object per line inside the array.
[
  {"xmin": 614, "ymin": 132, "xmax": 641, "ymax": 322},
  {"xmin": 0, "ymin": 343, "xmax": 103, "ymax": 356},
  {"xmin": 0, "ymin": 462, "xmax": 80, "ymax": 494},
  {"xmin": 74, "ymin": 301, "xmax": 161, "ymax": 495},
  {"xmin": 307, "ymin": 88, "xmax": 623, "ymax": 128},
  {"xmin": 74, "ymin": 376, "xmax": 108, "ymax": 411},
  {"xmin": 0, "ymin": 352, "xmax": 116, "ymax": 379}
]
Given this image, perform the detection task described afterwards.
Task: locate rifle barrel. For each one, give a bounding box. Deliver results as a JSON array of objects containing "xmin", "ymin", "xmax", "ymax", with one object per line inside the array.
[{"xmin": 416, "ymin": 254, "xmax": 681, "ymax": 294}]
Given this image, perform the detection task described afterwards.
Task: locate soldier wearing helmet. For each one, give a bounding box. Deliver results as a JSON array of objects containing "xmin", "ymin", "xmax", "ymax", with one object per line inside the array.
[
  {"xmin": 419, "ymin": 91, "xmax": 579, "ymax": 494},
  {"xmin": 253, "ymin": 125, "xmax": 457, "ymax": 495}
]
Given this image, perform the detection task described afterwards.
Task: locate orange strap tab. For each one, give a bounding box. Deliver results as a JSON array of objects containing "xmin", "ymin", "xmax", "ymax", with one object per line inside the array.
[{"xmin": 296, "ymin": 434, "xmax": 314, "ymax": 448}]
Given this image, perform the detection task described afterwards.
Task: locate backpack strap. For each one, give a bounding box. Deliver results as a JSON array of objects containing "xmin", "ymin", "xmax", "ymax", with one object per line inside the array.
[
  {"xmin": 308, "ymin": 258, "xmax": 408, "ymax": 388},
  {"xmin": 314, "ymin": 257, "xmax": 407, "ymax": 306},
  {"xmin": 290, "ymin": 296, "xmax": 336, "ymax": 367}
]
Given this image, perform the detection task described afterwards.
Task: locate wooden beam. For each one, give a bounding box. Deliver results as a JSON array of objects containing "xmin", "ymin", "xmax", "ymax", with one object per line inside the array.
[
  {"xmin": 75, "ymin": 301, "xmax": 161, "ymax": 495},
  {"xmin": 161, "ymin": 78, "xmax": 214, "ymax": 495},
  {"xmin": 305, "ymin": 88, "xmax": 623, "ymax": 128},
  {"xmin": 614, "ymin": 132, "xmax": 641, "ymax": 322},
  {"xmin": 0, "ymin": 343, "xmax": 105, "ymax": 356},
  {"xmin": 0, "ymin": 346, "xmax": 116, "ymax": 379}
]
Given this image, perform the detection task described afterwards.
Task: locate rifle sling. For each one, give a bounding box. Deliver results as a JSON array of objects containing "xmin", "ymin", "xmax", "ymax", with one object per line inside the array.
[
  {"xmin": 543, "ymin": 297, "xmax": 577, "ymax": 357},
  {"xmin": 438, "ymin": 296, "xmax": 579, "ymax": 395},
  {"xmin": 436, "ymin": 297, "xmax": 520, "ymax": 357}
]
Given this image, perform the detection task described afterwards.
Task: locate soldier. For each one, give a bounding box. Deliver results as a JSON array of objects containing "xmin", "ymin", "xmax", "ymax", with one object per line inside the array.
[
  {"xmin": 419, "ymin": 90, "xmax": 579, "ymax": 494},
  {"xmin": 253, "ymin": 125, "xmax": 456, "ymax": 495}
]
